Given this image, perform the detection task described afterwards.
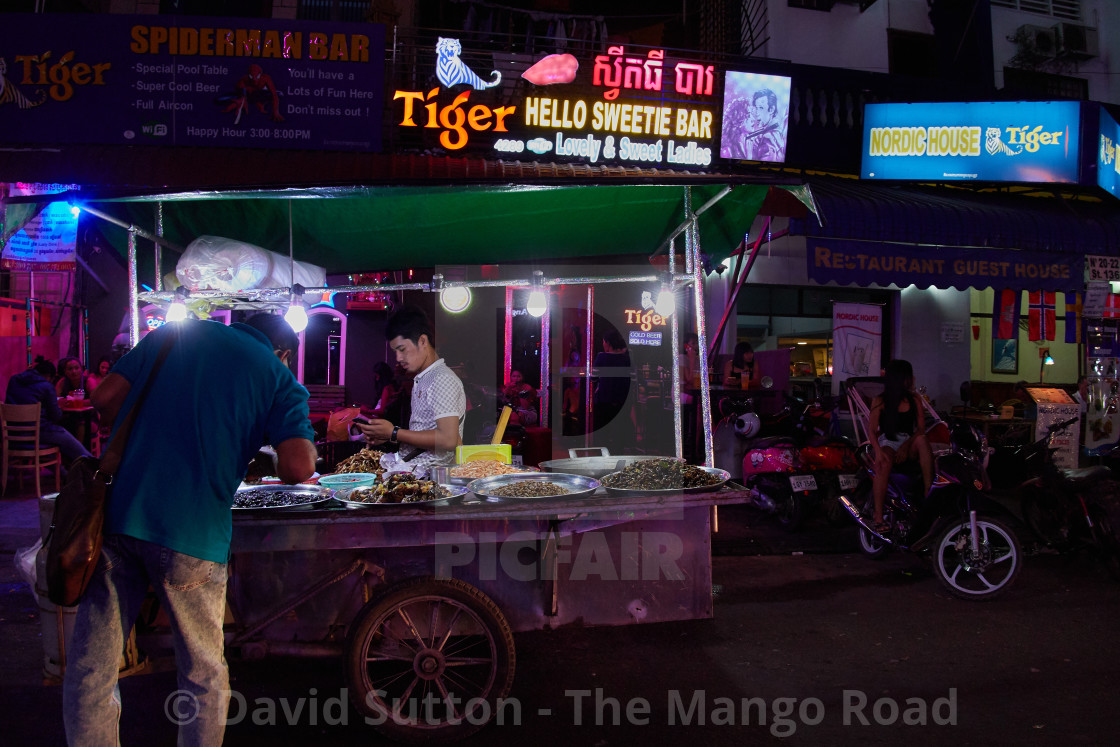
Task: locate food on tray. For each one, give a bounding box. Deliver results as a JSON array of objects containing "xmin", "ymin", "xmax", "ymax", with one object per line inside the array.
[
  {"xmin": 450, "ymin": 460, "xmax": 523, "ymax": 479},
  {"xmin": 487, "ymin": 480, "xmax": 571, "ymax": 498},
  {"xmin": 346, "ymin": 473, "xmax": 451, "ymax": 504},
  {"xmin": 233, "ymin": 490, "xmax": 319, "ymax": 509},
  {"xmin": 334, "ymin": 448, "xmax": 386, "ymax": 475},
  {"xmin": 601, "ymin": 459, "xmax": 723, "ymax": 490}
]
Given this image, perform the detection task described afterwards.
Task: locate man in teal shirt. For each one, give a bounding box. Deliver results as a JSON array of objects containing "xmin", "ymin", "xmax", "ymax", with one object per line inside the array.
[{"xmin": 63, "ymin": 313, "xmax": 317, "ymax": 747}]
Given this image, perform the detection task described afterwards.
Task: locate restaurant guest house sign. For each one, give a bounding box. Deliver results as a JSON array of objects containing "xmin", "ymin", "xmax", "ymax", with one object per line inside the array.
[
  {"xmin": 0, "ymin": 13, "xmax": 385, "ymax": 151},
  {"xmin": 392, "ymin": 38, "xmax": 791, "ymax": 169}
]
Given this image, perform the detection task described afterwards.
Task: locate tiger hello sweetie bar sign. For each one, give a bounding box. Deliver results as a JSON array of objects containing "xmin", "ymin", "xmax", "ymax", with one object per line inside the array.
[
  {"xmin": 861, "ymin": 101, "xmax": 1082, "ymax": 183},
  {"xmin": 392, "ymin": 38, "xmax": 738, "ymax": 169},
  {"xmin": 0, "ymin": 13, "xmax": 385, "ymax": 151}
]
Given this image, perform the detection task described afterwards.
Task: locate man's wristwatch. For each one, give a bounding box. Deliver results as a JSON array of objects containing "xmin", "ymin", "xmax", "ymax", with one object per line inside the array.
[{"xmin": 390, "ymin": 426, "xmax": 399, "ymax": 443}]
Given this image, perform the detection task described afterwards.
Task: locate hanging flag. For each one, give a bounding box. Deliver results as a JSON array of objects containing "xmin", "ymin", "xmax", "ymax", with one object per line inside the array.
[
  {"xmin": 1028, "ymin": 291, "xmax": 1056, "ymax": 341},
  {"xmin": 1065, "ymin": 293, "xmax": 1083, "ymax": 344},
  {"xmin": 1105, "ymin": 293, "xmax": 1120, "ymax": 319},
  {"xmin": 992, "ymin": 289, "xmax": 1019, "ymax": 339}
]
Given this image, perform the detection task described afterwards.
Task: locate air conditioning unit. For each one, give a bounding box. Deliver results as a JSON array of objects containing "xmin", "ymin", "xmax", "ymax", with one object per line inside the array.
[
  {"xmin": 1015, "ymin": 24, "xmax": 1058, "ymax": 58},
  {"xmin": 1055, "ymin": 22, "xmax": 1099, "ymax": 60}
]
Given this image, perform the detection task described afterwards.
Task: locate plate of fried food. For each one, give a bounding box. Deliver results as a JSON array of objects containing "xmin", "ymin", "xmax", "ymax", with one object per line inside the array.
[
  {"xmin": 447, "ymin": 459, "xmax": 538, "ymax": 486},
  {"xmin": 333, "ymin": 448, "xmax": 387, "ymax": 476},
  {"xmin": 465, "ymin": 472, "xmax": 600, "ymax": 502},
  {"xmin": 335, "ymin": 472, "xmax": 467, "ymax": 507},
  {"xmin": 601, "ymin": 458, "xmax": 729, "ymax": 496}
]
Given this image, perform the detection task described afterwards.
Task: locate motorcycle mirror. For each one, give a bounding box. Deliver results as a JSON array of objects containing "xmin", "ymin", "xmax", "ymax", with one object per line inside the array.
[{"xmin": 761, "ymin": 375, "xmax": 774, "ymax": 390}]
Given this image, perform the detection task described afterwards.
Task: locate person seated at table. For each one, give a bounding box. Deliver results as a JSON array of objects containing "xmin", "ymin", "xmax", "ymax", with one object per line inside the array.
[
  {"xmin": 868, "ymin": 359, "xmax": 933, "ymax": 533},
  {"xmin": 723, "ymin": 341, "xmax": 759, "ymax": 388},
  {"xmin": 86, "ymin": 355, "xmax": 112, "ymax": 392},
  {"xmin": 56, "ymin": 357, "xmax": 92, "ymax": 398},
  {"xmin": 370, "ymin": 361, "xmax": 404, "ymax": 420},
  {"xmin": 5, "ymin": 356, "xmax": 91, "ymax": 464}
]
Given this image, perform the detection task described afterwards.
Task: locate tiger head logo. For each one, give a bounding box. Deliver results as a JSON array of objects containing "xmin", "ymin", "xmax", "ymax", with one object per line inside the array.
[{"xmin": 985, "ymin": 127, "xmax": 1002, "ymax": 156}]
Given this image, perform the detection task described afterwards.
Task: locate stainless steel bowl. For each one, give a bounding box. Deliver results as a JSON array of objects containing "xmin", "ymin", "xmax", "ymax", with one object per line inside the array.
[{"xmin": 466, "ymin": 472, "xmax": 600, "ymax": 501}]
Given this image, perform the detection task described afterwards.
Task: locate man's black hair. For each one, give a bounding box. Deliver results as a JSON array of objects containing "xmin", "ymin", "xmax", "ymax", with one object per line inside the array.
[
  {"xmin": 32, "ymin": 355, "xmax": 56, "ymax": 379},
  {"xmin": 242, "ymin": 313, "xmax": 300, "ymax": 354},
  {"xmin": 386, "ymin": 306, "xmax": 435, "ymax": 347}
]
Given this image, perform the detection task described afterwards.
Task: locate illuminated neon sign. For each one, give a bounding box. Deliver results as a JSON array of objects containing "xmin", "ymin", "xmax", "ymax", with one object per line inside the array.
[
  {"xmin": 861, "ymin": 101, "xmax": 1082, "ymax": 183},
  {"xmin": 390, "ymin": 38, "xmax": 720, "ymax": 168},
  {"xmin": 1098, "ymin": 106, "xmax": 1120, "ymax": 198}
]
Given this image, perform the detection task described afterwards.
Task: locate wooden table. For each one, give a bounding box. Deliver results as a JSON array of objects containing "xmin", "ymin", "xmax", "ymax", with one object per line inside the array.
[
  {"xmin": 949, "ymin": 412, "xmax": 1034, "ymax": 445},
  {"xmin": 58, "ymin": 399, "xmax": 97, "ymax": 450}
]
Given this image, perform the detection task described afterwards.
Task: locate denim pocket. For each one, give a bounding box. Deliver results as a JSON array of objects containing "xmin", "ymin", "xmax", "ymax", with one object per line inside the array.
[{"xmin": 161, "ymin": 550, "xmax": 224, "ymax": 592}]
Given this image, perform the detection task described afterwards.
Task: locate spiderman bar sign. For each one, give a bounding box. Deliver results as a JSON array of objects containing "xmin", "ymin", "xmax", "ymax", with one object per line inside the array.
[
  {"xmin": 860, "ymin": 101, "xmax": 1083, "ymax": 183},
  {"xmin": 0, "ymin": 13, "xmax": 385, "ymax": 151},
  {"xmin": 393, "ymin": 39, "xmax": 739, "ymax": 169}
]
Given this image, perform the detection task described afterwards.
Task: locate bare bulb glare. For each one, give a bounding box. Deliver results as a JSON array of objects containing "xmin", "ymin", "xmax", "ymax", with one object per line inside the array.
[
  {"xmin": 440, "ymin": 286, "xmax": 472, "ymax": 313},
  {"xmin": 165, "ymin": 301, "xmax": 188, "ymax": 322},
  {"xmin": 285, "ymin": 303, "xmax": 308, "ymax": 332},
  {"xmin": 527, "ymin": 289, "xmax": 547, "ymax": 318}
]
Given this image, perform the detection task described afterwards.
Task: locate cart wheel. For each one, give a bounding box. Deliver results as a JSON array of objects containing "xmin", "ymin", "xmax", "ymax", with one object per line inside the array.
[{"xmin": 346, "ymin": 576, "xmax": 516, "ymax": 743}]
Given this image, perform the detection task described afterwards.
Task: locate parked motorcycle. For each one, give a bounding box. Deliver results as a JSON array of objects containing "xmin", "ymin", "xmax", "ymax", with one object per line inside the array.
[
  {"xmin": 839, "ymin": 424, "xmax": 1024, "ymax": 600},
  {"xmin": 713, "ymin": 395, "xmax": 818, "ymax": 531},
  {"xmin": 793, "ymin": 393, "xmax": 861, "ymax": 526},
  {"xmin": 988, "ymin": 417, "xmax": 1120, "ymax": 581}
]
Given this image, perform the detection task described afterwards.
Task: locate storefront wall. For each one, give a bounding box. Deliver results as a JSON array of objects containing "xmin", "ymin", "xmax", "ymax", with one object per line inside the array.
[
  {"xmin": 703, "ymin": 226, "xmax": 971, "ymax": 411},
  {"xmin": 968, "ymin": 288, "xmax": 1081, "ymax": 387}
]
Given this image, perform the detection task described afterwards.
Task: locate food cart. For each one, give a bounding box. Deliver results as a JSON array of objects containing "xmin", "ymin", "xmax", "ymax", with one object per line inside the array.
[{"xmin": 42, "ymin": 182, "xmax": 807, "ymax": 740}]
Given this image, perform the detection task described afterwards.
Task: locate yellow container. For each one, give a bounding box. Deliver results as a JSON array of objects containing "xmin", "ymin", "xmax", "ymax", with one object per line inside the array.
[{"xmin": 456, "ymin": 444, "xmax": 512, "ymax": 464}]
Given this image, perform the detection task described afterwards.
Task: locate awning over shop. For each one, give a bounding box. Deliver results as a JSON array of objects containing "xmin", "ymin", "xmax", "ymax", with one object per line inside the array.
[
  {"xmin": 89, "ymin": 183, "xmax": 783, "ymax": 272},
  {"xmin": 792, "ymin": 177, "xmax": 1120, "ymax": 291}
]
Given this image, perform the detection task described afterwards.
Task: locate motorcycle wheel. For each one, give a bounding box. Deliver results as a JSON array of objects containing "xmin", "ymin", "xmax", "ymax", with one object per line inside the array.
[
  {"xmin": 931, "ymin": 516, "xmax": 1022, "ymax": 601},
  {"xmin": 856, "ymin": 492, "xmax": 890, "ymax": 560},
  {"xmin": 1087, "ymin": 504, "xmax": 1120, "ymax": 582},
  {"xmin": 775, "ymin": 490, "xmax": 806, "ymax": 533}
]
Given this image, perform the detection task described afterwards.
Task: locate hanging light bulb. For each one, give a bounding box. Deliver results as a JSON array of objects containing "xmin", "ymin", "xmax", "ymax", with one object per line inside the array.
[
  {"xmin": 165, "ymin": 287, "xmax": 189, "ymax": 322},
  {"xmin": 655, "ymin": 286, "xmax": 676, "ymax": 317},
  {"xmin": 527, "ymin": 270, "xmax": 547, "ymax": 318},
  {"xmin": 440, "ymin": 286, "xmax": 472, "ymax": 313},
  {"xmin": 285, "ymin": 284, "xmax": 308, "ymax": 332}
]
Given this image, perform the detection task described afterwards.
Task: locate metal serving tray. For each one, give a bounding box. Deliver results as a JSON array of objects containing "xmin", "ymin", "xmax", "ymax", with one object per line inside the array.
[
  {"xmin": 334, "ymin": 483, "xmax": 467, "ymax": 508},
  {"xmin": 537, "ymin": 454, "xmax": 668, "ymax": 479},
  {"xmin": 446, "ymin": 465, "xmax": 539, "ymax": 487},
  {"xmin": 232, "ymin": 485, "xmax": 334, "ymax": 511},
  {"xmin": 601, "ymin": 465, "xmax": 731, "ymax": 496},
  {"xmin": 466, "ymin": 472, "xmax": 600, "ymax": 501}
]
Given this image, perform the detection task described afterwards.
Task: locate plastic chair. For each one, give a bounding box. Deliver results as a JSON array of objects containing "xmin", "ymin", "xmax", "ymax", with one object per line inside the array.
[{"xmin": 1, "ymin": 402, "xmax": 63, "ymax": 498}]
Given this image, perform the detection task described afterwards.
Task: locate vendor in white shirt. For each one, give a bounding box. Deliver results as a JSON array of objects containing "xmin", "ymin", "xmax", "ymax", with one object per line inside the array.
[{"xmin": 356, "ymin": 307, "xmax": 465, "ymax": 477}]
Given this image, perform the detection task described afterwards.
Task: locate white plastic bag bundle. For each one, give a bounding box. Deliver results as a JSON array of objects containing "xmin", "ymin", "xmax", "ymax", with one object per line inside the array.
[
  {"xmin": 176, "ymin": 235, "xmax": 326, "ymax": 292},
  {"xmin": 14, "ymin": 538, "xmax": 42, "ymax": 598}
]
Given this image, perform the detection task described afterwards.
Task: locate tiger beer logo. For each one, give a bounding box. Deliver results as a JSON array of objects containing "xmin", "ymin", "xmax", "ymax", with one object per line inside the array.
[{"xmin": 3, "ymin": 50, "xmax": 112, "ymax": 104}]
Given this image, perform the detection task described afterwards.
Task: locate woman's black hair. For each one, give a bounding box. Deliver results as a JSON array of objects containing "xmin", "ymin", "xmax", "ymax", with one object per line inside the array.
[
  {"xmin": 881, "ymin": 359, "xmax": 914, "ymax": 439},
  {"xmin": 372, "ymin": 361, "xmax": 394, "ymax": 403},
  {"xmin": 733, "ymin": 341, "xmax": 754, "ymax": 364},
  {"xmin": 603, "ymin": 328, "xmax": 625, "ymax": 351},
  {"xmin": 31, "ymin": 355, "xmax": 56, "ymax": 378}
]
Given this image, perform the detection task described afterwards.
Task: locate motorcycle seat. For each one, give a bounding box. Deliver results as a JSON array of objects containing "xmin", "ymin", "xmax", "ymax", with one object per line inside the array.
[
  {"xmin": 751, "ymin": 435, "xmax": 798, "ymax": 449},
  {"xmin": 1062, "ymin": 465, "xmax": 1112, "ymax": 486}
]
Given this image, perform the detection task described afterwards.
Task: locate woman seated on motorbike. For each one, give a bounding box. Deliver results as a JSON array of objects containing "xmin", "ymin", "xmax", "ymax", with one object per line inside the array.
[{"xmin": 868, "ymin": 359, "xmax": 934, "ymax": 533}]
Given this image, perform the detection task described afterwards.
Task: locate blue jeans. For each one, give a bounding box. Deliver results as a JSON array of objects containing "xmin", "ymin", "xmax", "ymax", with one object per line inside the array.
[{"xmin": 63, "ymin": 534, "xmax": 229, "ymax": 747}]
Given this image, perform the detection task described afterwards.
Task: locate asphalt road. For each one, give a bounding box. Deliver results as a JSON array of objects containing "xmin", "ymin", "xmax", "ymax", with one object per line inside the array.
[{"xmin": 2, "ymin": 499, "xmax": 1118, "ymax": 745}]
